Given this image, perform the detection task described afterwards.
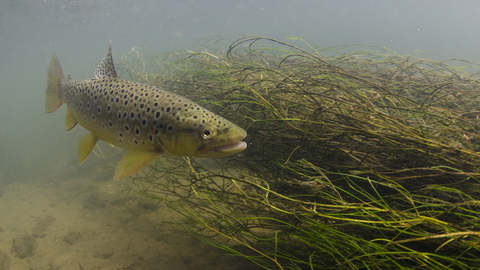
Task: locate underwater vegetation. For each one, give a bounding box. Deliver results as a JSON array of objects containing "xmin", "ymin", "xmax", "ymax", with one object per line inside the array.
[{"xmin": 117, "ymin": 36, "xmax": 480, "ymax": 269}]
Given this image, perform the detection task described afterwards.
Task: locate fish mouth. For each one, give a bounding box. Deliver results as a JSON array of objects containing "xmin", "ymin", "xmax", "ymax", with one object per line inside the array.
[{"xmin": 210, "ymin": 140, "xmax": 247, "ymax": 153}]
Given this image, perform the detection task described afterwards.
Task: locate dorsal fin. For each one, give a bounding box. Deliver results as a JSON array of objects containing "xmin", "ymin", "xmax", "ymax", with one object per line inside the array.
[{"xmin": 92, "ymin": 43, "xmax": 117, "ymax": 79}]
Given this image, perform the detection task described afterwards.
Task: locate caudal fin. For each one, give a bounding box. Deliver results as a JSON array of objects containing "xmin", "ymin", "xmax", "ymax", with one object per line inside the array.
[{"xmin": 45, "ymin": 53, "xmax": 66, "ymax": 113}]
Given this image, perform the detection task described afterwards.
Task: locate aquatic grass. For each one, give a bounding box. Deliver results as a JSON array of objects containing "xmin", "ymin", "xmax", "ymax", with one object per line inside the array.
[
  {"xmin": 117, "ymin": 36, "xmax": 480, "ymax": 269},
  {"xmin": 125, "ymin": 157, "xmax": 480, "ymax": 269}
]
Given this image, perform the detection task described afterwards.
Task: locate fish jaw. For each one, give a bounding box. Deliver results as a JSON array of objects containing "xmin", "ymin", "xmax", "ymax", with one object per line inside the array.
[{"xmin": 201, "ymin": 140, "xmax": 247, "ymax": 158}]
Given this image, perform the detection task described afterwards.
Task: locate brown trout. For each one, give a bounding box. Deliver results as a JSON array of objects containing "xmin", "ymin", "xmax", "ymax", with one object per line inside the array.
[{"xmin": 45, "ymin": 45, "xmax": 247, "ymax": 179}]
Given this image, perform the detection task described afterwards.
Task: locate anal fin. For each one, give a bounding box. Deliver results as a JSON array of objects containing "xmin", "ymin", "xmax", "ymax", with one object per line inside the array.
[
  {"xmin": 78, "ymin": 134, "xmax": 98, "ymax": 165},
  {"xmin": 65, "ymin": 107, "xmax": 78, "ymax": 131},
  {"xmin": 114, "ymin": 149, "xmax": 162, "ymax": 179}
]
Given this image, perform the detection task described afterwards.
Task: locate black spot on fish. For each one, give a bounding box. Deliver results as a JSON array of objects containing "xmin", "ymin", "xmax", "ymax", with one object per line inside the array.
[
  {"xmin": 125, "ymin": 100, "xmax": 129, "ymax": 105},
  {"xmin": 134, "ymin": 96, "xmax": 139, "ymax": 101},
  {"xmin": 130, "ymin": 112, "xmax": 135, "ymax": 119},
  {"xmin": 166, "ymin": 107, "xmax": 171, "ymax": 112},
  {"xmin": 124, "ymin": 125, "xmax": 130, "ymax": 131},
  {"xmin": 97, "ymin": 107, "xmax": 101, "ymax": 113},
  {"xmin": 146, "ymin": 107, "xmax": 151, "ymax": 113},
  {"xmin": 145, "ymin": 93, "xmax": 149, "ymax": 97},
  {"xmin": 148, "ymin": 135, "xmax": 153, "ymax": 142},
  {"xmin": 119, "ymin": 132, "xmax": 123, "ymax": 137},
  {"xmin": 141, "ymin": 119, "xmax": 147, "ymax": 126},
  {"xmin": 134, "ymin": 140, "xmax": 139, "ymax": 144},
  {"xmin": 167, "ymin": 126, "xmax": 173, "ymax": 131},
  {"xmin": 140, "ymin": 104, "xmax": 144, "ymax": 109},
  {"xmin": 193, "ymin": 116, "xmax": 198, "ymax": 119},
  {"xmin": 154, "ymin": 102, "xmax": 159, "ymax": 107},
  {"xmin": 115, "ymin": 98, "xmax": 120, "ymax": 103},
  {"xmin": 109, "ymin": 121, "xmax": 113, "ymax": 128},
  {"xmin": 86, "ymin": 102, "xmax": 90, "ymax": 109},
  {"xmin": 135, "ymin": 127, "xmax": 140, "ymax": 135},
  {"xmin": 117, "ymin": 112, "xmax": 122, "ymax": 119},
  {"xmin": 184, "ymin": 104, "xmax": 188, "ymax": 107},
  {"xmin": 155, "ymin": 111, "xmax": 161, "ymax": 119},
  {"xmin": 107, "ymin": 105, "xmax": 111, "ymax": 112},
  {"xmin": 94, "ymin": 95, "xmax": 98, "ymax": 101}
]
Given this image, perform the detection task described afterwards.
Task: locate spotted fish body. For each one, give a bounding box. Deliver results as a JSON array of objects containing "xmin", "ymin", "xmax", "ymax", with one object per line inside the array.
[{"xmin": 45, "ymin": 45, "xmax": 247, "ymax": 179}]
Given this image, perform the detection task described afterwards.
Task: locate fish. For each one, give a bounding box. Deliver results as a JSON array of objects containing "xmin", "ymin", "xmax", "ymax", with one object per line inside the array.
[{"xmin": 45, "ymin": 44, "xmax": 247, "ymax": 179}]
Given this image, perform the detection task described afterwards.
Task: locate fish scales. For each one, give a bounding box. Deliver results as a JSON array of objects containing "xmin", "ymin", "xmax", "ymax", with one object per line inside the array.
[{"xmin": 45, "ymin": 44, "xmax": 247, "ymax": 179}]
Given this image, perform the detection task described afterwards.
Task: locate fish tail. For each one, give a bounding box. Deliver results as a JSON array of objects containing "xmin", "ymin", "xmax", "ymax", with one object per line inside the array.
[{"xmin": 45, "ymin": 53, "xmax": 66, "ymax": 113}]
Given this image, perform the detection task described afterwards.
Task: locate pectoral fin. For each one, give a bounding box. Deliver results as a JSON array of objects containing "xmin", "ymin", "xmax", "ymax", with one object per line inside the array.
[
  {"xmin": 78, "ymin": 133, "xmax": 98, "ymax": 165},
  {"xmin": 65, "ymin": 107, "xmax": 78, "ymax": 131},
  {"xmin": 114, "ymin": 149, "xmax": 162, "ymax": 179}
]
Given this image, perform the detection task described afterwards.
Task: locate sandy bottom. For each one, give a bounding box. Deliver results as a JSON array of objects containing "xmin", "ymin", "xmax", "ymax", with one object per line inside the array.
[{"xmin": 0, "ymin": 161, "xmax": 259, "ymax": 270}]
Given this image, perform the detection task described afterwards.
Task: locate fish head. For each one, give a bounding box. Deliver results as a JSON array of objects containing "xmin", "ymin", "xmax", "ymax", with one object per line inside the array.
[
  {"xmin": 195, "ymin": 122, "xmax": 247, "ymax": 158},
  {"xmin": 163, "ymin": 117, "xmax": 247, "ymax": 158}
]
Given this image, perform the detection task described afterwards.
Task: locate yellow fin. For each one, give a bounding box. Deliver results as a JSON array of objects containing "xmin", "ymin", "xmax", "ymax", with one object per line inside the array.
[
  {"xmin": 45, "ymin": 54, "xmax": 65, "ymax": 113},
  {"xmin": 65, "ymin": 107, "xmax": 78, "ymax": 131},
  {"xmin": 78, "ymin": 134, "xmax": 98, "ymax": 165},
  {"xmin": 114, "ymin": 149, "xmax": 162, "ymax": 179}
]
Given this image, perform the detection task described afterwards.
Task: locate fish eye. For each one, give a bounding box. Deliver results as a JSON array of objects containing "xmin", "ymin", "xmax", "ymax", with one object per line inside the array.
[{"xmin": 201, "ymin": 128, "xmax": 213, "ymax": 139}]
